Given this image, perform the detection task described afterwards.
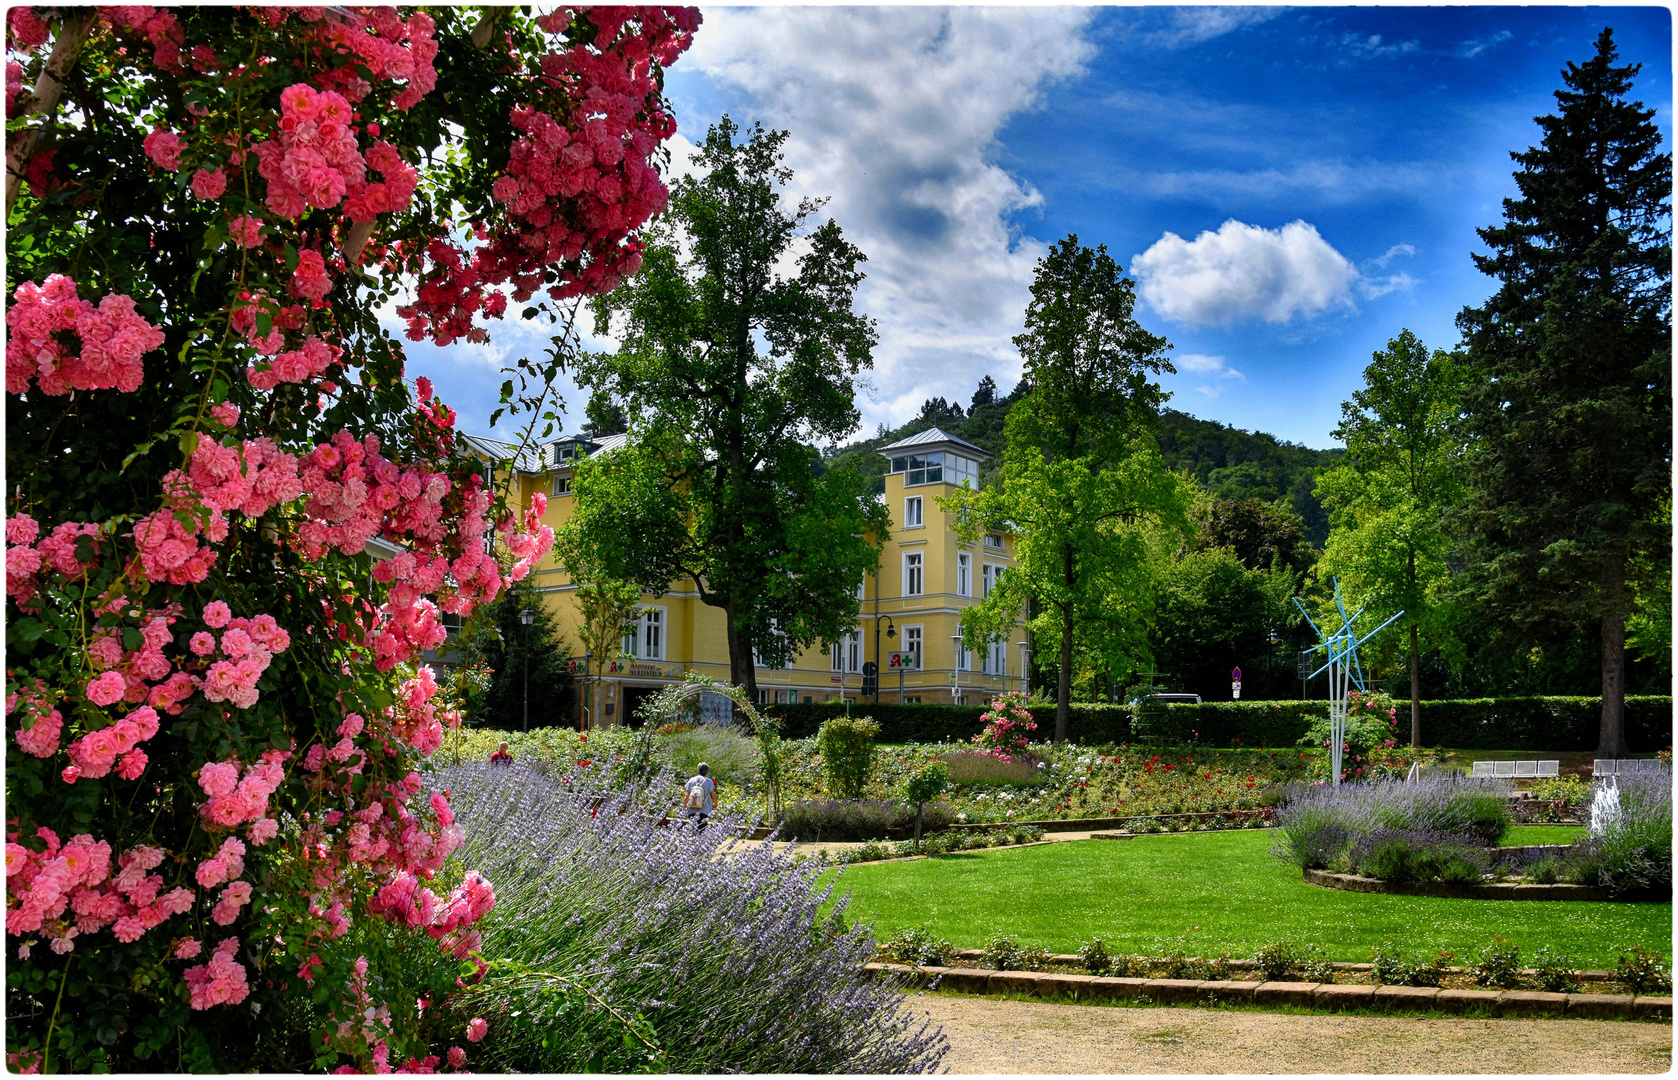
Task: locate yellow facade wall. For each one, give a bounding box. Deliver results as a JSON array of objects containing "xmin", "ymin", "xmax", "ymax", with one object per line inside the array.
[{"xmin": 510, "ymin": 450, "xmax": 1030, "ymax": 725}]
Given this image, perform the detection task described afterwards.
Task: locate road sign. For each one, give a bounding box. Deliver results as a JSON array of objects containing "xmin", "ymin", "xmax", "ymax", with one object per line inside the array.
[
  {"xmin": 886, "ymin": 651, "xmax": 918, "ymax": 671},
  {"xmin": 1232, "ymin": 680, "xmax": 1242, "ymax": 700},
  {"xmin": 1231, "ymin": 667, "xmax": 1242, "ymax": 682},
  {"xmin": 1297, "ymin": 652, "xmax": 1313, "ymax": 680}
]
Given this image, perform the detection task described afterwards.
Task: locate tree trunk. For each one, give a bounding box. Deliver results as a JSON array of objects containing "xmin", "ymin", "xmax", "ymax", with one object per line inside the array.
[
  {"xmin": 1597, "ymin": 552, "xmax": 1631, "ymax": 759},
  {"xmin": 1055, "ymin": 602, "xmax": 1073, "ymax": 744},
  {"xmin": 6, "ymin": 12, "xmax": 90, "ymax": 215},
  {"xmin": 726, "ymin": 605, "xmax": 759, "ymax": 705},
  {"xmin": 1409, "ymin": 624, "xmax": 1421, "ymax": 748}
]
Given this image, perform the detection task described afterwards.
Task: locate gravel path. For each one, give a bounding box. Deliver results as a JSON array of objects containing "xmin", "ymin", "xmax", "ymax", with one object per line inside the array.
[{"xmin": 909, "ymin": 994, "xmax": 1673, "ymax": 1074}]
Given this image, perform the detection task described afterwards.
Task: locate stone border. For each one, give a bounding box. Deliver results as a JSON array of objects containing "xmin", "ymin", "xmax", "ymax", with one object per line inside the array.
[
  {"xmin": 862, "ymin": 963, "xmax": 1673, "ymax": 1021},
  {"xmin": 832, "ymin": 839, "xmax": 1057, "ymax": 866},
  {"xmin": 938, "ymin": 949, "xmax": 1623, "ymax": 983},
  {"xmin": 1302, "ymin": 868, "xmax": 1673, "ymax": 902}
]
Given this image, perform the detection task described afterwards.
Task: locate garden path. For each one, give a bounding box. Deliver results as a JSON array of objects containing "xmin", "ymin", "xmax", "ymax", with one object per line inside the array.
[{"xmin": 911, "ymin": 994, "xmax": 1673, "ymax": 1073}]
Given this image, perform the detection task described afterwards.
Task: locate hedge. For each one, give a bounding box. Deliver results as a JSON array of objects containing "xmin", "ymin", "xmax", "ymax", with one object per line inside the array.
[{"xmin": 761, "ymin": 696, "xmax": 1674, "ymax": 752}]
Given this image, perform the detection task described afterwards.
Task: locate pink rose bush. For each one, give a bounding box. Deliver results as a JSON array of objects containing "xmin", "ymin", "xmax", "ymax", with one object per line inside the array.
[
  {"xmin": 972, "ymin": 691, "xmax": 1038, "ymax": 762},
  {"xmin": 7, "ymin": 5, "xmax": 697, "ymax": 1072}
]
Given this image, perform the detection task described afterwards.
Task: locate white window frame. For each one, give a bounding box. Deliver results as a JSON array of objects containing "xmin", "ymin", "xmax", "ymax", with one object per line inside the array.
[
  {"xmin": 551, "ymin": 474, "xmax": 571, "ymax": 496},
  {"xmin": 956, "ymin": 642, "xmax": 971, "ymax": 671},
  {"xmin": 622, "ymin": 606, "xmax": 665, "ymax": 660},
  {"xmin": 903, "ymin": 625, "xmax": 923, "ymax": 665},
  {"xmin": 984, "ymin": 533, "xmax": 1005, "ymax": 550},
  {"xmin": 831, "ymin": 626, "xmax": 863, "ymax": 674},
  {"xmin": 957, "ymin": 552, "xmax": 971, "ymax": 597},
  {"xmin": 984, "ymin": 639, "xmax": 1008, "ymax": 676},
  {"xmin": 903, "ymin": 551, "xmax": 924, "ymax": 597},
  {"xmin": 983, "ymin": 563, "xmax": 1005, "ymax": 597},
  {"xmin": 904, "ymin": 496, "xmax": 923, "ymax": 528}
]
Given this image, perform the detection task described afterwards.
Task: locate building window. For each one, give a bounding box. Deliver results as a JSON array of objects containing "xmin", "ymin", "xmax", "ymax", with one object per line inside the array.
[
  {"xmin": 956, "ymin": 643, "xmax": 971, "ymax": 671},
  {"xmin": 983, "ymin": 563, "xmax": 1005, "ymax": 597},
  {"xmin": 946, "ymin": 455, "xmax": 979, "ymax": 490},
  {"xmin": 754, "ymin": 620, "xmax": 790, "ymax": 669},
  {"xmin": 957, "ymin": 552, "xmax": 971, "ymax": 597},
  {"xmin": 984, "ymin": 639, "xmax": 1007, "ymax": 676},
  {"xmin": 890, "ymin": 452, "xmax": 944, "ymax": 486},
  {"xmin": 984, "ymin": 533, "xmax": 1005, "ymax": 550},
  {"xmin": 903, "ymin": 625, "xmax": 922, "ymax": 664},
  {"xmin": 904, "ymin": 552, "xmax": 923, "ymax": 596},
  {"xmin": 904, "ymin": 496, "xmax": 923, "ymax": 528},
  {"xmin": 831, "ymin": 627, "xmax": 862, "ymax": 673},
  {"xmin": 758, "ymin": 689, "xmax": 769, "ymax": 705},
  {"xmin": 551, "ymin": 475, "xmax": 571, "ymax": 496},
  {"xmin": 622, "ymin": 607, "xmax": 663, "ymax": 660}
]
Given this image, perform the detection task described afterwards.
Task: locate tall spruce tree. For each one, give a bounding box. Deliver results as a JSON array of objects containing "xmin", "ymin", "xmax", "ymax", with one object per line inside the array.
[{"xmin": 1455, "ymin": 29, "xmax": 1671, "ymax": 757}]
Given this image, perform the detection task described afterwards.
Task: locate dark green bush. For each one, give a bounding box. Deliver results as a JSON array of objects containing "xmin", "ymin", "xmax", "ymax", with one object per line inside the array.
[
  {"xmin": 816, "ymin": 715, "xmax": 880, "ymax": 798},
  {"xmin": 1614, "ymin": 945, "xmax": 1673, "ymax": 995},
  {"xmin": 1532, "ymin": 946, "xmax": 1581, "ymax": 992},
  {"xmin": 1078, "ymin": 938, "xmax": 1112, "ymax": 976},
  {"xmin": 1471, "ymin": 938, "xmax": 1522, "ymax": 988},
  {"xmin": 770, "ymin": 696, "xmax": 1671, "ymax": 750},
  {"xmin": 880, "ymin": 926, "xmax": 953, "ymax": 967},
  {"xmin": 982, "ymin": 933, "xmax": 1022, "ymax": 971}
]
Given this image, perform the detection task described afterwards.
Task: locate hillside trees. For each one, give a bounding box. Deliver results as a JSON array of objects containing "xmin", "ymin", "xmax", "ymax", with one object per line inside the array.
[
  {"xmin": 1454, "ymin": 28, "xmax": 1671, "ymax": 757},
  {"xmin": 944, "ymin": 236, "xmax": 1188, "ymax": 741},
  {"xmin": 571, "ymin": 118, "xmax": 888, "ymax": 701},
  {"xmin": 1316, "ymin": 329, "xmax": 1465, "ymax": 746}
]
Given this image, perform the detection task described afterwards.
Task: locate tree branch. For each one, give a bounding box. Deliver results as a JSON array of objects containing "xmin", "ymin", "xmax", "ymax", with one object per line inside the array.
[{"xmin": 7, "ymin": 11, "xmax": 92, "ymax": 216}]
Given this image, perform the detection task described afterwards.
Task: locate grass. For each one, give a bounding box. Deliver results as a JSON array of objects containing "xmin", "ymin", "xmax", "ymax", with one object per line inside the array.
[
  {"xmin": 1503, "ymin": 825, "xmax": 1583, "ymax": 844},
  {"xmin": 827, "ymin": 829, "xmax": 1668, "ymax": 967}
]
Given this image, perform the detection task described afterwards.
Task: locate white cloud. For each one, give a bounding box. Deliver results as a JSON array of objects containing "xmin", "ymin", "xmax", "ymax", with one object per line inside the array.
[
  {"xmin": 1357, "ymin": 243, "xmax": 1418, "ymax": 298},
  {"xmin": 1132, "ymin": 219, "xmax": 1358, "ymax": 327},
  {"xmin": 1457, "ymin": 30, "xmax": 1513, "ymax": 59},
  {"xmin": 1107, "ymin": 7, "xmax": 1282, "ymax": 49},
  {"xmin": 1175, "ymin": 353, "xmax": 1245, "ymax": 380},
  {"xmin": 1339, "ymin": 33, "xmax": 1419, "ymax": 61},
  {"xmin": 673, "ymin": 7, "xmax": 1098, "ymax": 429}
]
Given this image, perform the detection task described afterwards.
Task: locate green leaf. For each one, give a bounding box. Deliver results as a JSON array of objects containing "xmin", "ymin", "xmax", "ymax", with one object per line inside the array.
[{"xmin": 179, "ymin": 431, "xmax": 199, "ymax": 455}]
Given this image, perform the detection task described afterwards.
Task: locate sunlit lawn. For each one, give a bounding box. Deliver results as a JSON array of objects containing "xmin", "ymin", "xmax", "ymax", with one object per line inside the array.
[{"xmin": 826, "ymin": 827, "xmax": 1667, "ymax": 968}]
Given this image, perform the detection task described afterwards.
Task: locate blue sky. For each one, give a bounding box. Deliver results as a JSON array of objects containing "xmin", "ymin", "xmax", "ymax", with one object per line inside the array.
[{"xmin": 402, "ymin": 5, "xmax": 1672, "ymax": 451}]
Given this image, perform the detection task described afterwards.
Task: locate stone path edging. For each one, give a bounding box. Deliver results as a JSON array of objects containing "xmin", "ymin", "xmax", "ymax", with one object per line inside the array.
[
  {"xmin": 939, "ymin": 949, "xmax": 1622, "ymax": 983},
  {"xmin": 862, "ymin": 963, "xmax": 1673, "ymax": 1022}
]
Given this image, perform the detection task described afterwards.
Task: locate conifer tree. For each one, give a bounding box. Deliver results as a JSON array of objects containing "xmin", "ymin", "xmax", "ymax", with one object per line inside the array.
[{"xmin": 1455, "ymin": 29, "xmax": 1671, "ymax": 757}]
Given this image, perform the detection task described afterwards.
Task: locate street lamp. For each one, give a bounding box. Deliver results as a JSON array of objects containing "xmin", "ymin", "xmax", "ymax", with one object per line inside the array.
[
  {"xmin": 871, "ymin": 616, "xmax": 896, "ymax": 703},
  {"xmin": 519, "ymin": 608, "xmax": 535, "ymax": 732}
]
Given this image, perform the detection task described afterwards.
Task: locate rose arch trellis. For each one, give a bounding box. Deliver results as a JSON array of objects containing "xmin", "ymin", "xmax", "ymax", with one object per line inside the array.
[{"xmin": 625, "ymin": 673, "xmax": 786, "ymax": 818}]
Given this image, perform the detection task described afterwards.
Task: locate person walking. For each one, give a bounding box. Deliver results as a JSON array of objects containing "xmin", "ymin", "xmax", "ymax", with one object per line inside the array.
[
  {"xmin": 489, "ymin": 741, "xmax": 514, "ymax": 766},
  {"xmin": 683, "ymin": 762, "xmax": 715, "ymax": 830}
]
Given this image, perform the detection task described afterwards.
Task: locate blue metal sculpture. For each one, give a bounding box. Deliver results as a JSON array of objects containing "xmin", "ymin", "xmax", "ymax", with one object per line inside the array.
[{"xmin": 1294, "ymin": 579, "xmax": 1404, "ymax": 785}]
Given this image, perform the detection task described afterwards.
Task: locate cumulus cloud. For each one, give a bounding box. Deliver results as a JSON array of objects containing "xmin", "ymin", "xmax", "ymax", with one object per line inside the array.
[
  {"xmin": 1132, "ymin": 219, "xmax": 1358, "ymax": 327},
  {"xmin": 1175, "ymin": 353, "xmax": 1245, "ymax": 380},
  {"xmin": 672, "ymin": 7, "xmax": 1098, "ymax": 429}
]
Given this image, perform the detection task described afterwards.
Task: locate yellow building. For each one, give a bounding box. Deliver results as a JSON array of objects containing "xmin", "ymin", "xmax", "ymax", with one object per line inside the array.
[{"xmin": 467, "ymin": 426, "xmax": 1031, "ymax": 726}]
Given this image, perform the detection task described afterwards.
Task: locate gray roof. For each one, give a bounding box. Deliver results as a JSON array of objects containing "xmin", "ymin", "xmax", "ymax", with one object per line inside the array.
[
  {"xmin": 460, "ymin": 431, "xmax": 630, "ymax": 473},
  {"xmin": 877, "ymin": 426, "xmax": 990, "ymax": 459}
]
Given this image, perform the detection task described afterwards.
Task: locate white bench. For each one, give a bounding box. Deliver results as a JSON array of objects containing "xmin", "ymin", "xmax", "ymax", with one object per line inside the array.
[
  {"xmin": 1594, "ymin": 758, "xmax": 1666, "ymax": 777},
  {"xmin": 1471, "ymin": 760, "xmax": 1558, "ymax": 778}
]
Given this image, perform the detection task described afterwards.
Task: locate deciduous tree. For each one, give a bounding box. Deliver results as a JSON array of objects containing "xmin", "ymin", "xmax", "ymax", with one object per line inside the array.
[
  {"xmin": 575, "ymin": 118, "xmax": 887, "ymax": 700},
  {"xmin": 944, "ymin": 236, "xmax": 1188, "ymax": 742},
  {"xmin": 1316, "ymin": 329, "xmax": 1465, "ymax": 746}
]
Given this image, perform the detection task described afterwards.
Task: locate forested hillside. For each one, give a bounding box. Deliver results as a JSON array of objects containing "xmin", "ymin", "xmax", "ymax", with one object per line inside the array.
[{"xmin": 821, "ymin": 382, "xmax": 1339, "ymax": 545}]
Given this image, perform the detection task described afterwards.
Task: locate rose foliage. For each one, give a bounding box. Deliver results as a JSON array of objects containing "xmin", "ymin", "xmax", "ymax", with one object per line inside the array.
[{"xmin": 5, "ymin": 5, "xmax": 697, "ymax": 1072}]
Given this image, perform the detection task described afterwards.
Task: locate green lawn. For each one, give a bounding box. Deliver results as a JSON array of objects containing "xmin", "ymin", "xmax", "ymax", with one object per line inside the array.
[{"xmin": 825, "ymin": 830, "xmax": 1667, "ymax": 967}]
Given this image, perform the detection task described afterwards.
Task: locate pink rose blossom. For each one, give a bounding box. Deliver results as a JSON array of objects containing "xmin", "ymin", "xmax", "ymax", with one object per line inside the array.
[
  {"xmin": 466, "ymin": 1018, "xmax": 487, "ymax": 1043},
  {"xmin": 202, "ymin": 600, "xmax": 231, "ymax": 628},
  {"xmin": 85, "ymin": 671, "xmax": 127, "ymax": 707},
  {"xmin": 190, "ymin": 168, "xmax": 227, "ymax": 199},
  {"xmin": 143, "ymin": 127, "xmax": 183, "ymax": 171}
]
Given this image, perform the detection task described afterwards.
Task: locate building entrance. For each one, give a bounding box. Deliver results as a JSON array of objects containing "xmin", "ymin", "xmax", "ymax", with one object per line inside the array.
[{"xmin": 620, "ymin": 684, "xmax": 663, "ymax": 729}]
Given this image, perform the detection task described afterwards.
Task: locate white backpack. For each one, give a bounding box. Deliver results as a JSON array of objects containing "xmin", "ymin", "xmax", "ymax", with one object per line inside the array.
[{"xmin": 685, "ymin": 780, "xmax": 707, "ymax": 809}]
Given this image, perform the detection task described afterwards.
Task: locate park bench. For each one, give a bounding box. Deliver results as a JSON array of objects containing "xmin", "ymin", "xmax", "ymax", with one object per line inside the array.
[
  {"xmin": 1470, "ymin": 760, "xmax": 1559, "ymax": 778},
  {"xmin": 1592, "ymin": 758, "xmax": 1667, "ymax": 777}
]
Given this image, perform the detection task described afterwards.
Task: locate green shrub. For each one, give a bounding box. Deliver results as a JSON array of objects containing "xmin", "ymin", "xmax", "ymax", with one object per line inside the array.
[
  {"xmin": 1438, "ymin": 856, "xmax": 1483, "ymax": 884},
  {"xmin": 816, "ymin": 715, "xmax": 880, "ymax": 798},
  {"xmin": 1078, "ymin": 938, "xmax": 1112, "ymax": 976},
  {"xmin": 1531, "ymin": 946, "xmax": 1581, "ymax": 993},
  {"xmin": 1251, "ymin": 941, "xmax": 1296, "ymax": 981},
  {"xmin": 982, "ymin": 933, "xmax": 1022, "ymax": 971},
  {"xmin": 664, "ymin": 725, "xmax": 759, "ymax": 786},
  {"xmin": 880, "ymin": 926, "xmax": 953, "ymax": 967},
  {"xmin": 1614, "ymin": 945, "xmax": 1673, "ymax": 995},
  {"xmin": 1297, "ymin": 944, "xmax": 1336, "ymax": 983},
  {"xmin": 1471, "ymin": 937, "xmax": 1522, "ymax": 988},
  {"xmin": 1017, "ymin": 943, "xmax": 1051, "ymax": 972},
  {"xmin": 1371, "ymin": 942, "xmax": 1453, "ymax": 987},
  {"xmin": 1525, "ymin": 857, "xmax": 1561, "ymax": 884}
]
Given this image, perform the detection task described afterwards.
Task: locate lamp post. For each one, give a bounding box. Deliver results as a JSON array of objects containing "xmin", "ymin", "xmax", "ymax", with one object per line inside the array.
[
  {"xmin": 950, "ymin": 633, "xmax": 963, "ymax": 705},
  {"xmin": 519, "ymin": 608, "xmax": 535, "ymax": 732},
  {"xmin": 872, "ymin": 615, "xmax": 895, "ymax": 703}
]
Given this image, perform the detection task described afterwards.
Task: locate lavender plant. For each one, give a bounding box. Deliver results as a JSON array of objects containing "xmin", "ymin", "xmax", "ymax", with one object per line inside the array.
[
  {"xmin": 1272, "ymin": 775, "xmax": 1511, "ymax": 871},
  {"xmin": 436, "ymin": 762, "xmax": 948, "ymax": 1073},
  {"xmin": 1566, "ymin": 772, "xmax": 1672, "ymax": 894}
]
